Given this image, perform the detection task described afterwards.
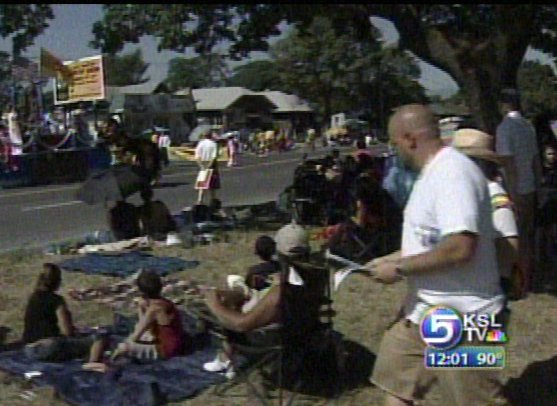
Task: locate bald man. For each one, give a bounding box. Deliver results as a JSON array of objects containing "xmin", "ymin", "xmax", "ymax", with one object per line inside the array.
[{"xmin": 366, "ymin": 105, "xmax": 509, "ymax": 406}]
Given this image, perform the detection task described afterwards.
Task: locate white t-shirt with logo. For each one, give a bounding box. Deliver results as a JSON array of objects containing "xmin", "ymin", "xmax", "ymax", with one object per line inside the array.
[
  {"xmin": 195, "ymin": 138, "xmax": 217, "ymax": 162},
  {"xmin": 496, "ymin": 111, "xmax": 539, "ymax": 195},
  {"xmin": 402, "ymin": 147, "xmax": 505, "ymax": 324}
]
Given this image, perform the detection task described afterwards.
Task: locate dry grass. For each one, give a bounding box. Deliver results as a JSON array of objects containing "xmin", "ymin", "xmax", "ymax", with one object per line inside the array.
[{"xmin": 0, "ymin": 228, "xmax": 556, "ymax": 405}]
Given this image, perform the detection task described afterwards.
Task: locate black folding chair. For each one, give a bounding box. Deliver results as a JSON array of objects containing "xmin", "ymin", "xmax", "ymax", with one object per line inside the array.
[{"xmin": 212, "ymin": 258, "xmax": 343, "ymax": 405}]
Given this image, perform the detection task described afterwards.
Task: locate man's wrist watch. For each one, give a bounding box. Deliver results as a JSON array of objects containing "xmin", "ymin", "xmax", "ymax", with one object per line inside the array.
[{"xmin": 395, "ymin": 262, "xmax": 410, "ymax": 277}]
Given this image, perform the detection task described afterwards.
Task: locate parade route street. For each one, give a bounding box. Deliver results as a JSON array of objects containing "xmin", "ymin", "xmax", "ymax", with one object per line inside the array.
[{"xmin": 0, "ymin": 144, "xmax": 387, "ymax": 252}]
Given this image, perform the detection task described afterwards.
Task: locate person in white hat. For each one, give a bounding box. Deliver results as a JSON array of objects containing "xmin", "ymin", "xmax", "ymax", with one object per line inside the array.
[{"xmin": 453, "ymin": 128, "xmax": 520, "ymax": 298}]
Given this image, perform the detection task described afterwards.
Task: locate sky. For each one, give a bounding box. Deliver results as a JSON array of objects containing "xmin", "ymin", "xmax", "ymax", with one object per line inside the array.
[{"xmin": 0, "ymin": 5, "xmax": 554, "ymax": 99}]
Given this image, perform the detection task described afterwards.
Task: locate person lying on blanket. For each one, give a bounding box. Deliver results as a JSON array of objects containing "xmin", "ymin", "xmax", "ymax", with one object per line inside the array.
[
  {"xmin": 83, "ymin": 269, "xmax": 189, "ymax": 372},
  {"xmin": 22, "ymin": 263, "xmax": 99, "ymax": 362}
]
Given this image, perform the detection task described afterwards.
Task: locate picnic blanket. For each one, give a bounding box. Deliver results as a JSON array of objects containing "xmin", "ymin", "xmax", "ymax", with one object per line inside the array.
[
  {"xmin": 68, "ymin": 277, "xmax": 200, "ymax": 311},
  {"xmin": 58, "ymin": 252, "xmax": 199, "ymax": 278},
  {"xmin": 0, "ymin": 313, "xmax": 225, "ymax": 406}
]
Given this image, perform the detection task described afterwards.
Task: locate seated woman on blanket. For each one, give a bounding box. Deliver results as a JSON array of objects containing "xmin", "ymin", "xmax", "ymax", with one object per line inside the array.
[
  {"xmin": 201, "ymin": 223, "xmax": 310, "ymax": 378},
  {"xmin": 84, "ymin": 270, "xmax": 188, "ymax": 371},
  {"xmin": 22, "ymin": 263, "xmax": 97, "ymax": 362},
  {"xmin": 327, "ymin": 175, "xmax": 402, "ymax": 264}
]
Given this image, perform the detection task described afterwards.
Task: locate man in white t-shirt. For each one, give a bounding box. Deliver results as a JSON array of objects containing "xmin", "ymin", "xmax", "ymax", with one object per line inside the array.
[
  {"xmin": 366, "ymin": 105, "xmax": 508, "ymax": 406},
  {"xmin": 496, "ymin": 89, "xmax": 541, "ymax": 291},
  {"xmin": 194, "ymin": 131, "xmax": 219, "ymax": 204}
]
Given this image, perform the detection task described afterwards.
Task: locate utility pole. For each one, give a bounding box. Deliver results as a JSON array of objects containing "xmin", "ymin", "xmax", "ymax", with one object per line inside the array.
[{"xmin": 10, "ymin": 42, "xmax": 17, "ymax": 111}]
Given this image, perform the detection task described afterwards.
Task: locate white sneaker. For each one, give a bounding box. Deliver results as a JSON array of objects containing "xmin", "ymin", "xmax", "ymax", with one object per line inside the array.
[
  {"xmin": 203, "ymin": 356, "xmax": 230, "ymax": 373},
  {"xmin": 224, "ymin": 366, "xmax": 236, "ymax": 380}
]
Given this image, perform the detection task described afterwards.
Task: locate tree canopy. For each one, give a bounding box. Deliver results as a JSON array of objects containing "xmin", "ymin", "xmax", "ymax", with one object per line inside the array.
[
  {"xmin": 270, "ymin": 17, "xmax": 426, "ymax": 126},
  {"xmin": 164, "ymin": 54, "xmax": 229, "ymax": 92},
  {"xmin": 104, "ymin": 49, "xmax": 150, "ymax": 86},
  {"xmin": 0, "ymin": 5, "xmax": 53, "ymax": 108},
  {"xmin": 91, "ymin": 4, "xmax": 557, "ymax": 132},
  {"xmin": 0, "ymin": 4, "xmax": 53, "ymax": 57},
  {"xmin": 517, "ymin": 60, "xmax": 557, "ymax": 119},
  {"xmin": 227, "ymin": 60, "xmax": 283, "ymax": 91}
]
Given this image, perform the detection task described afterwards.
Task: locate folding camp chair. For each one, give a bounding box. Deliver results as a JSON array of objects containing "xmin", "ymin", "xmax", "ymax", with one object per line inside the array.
[
  {"xmin": 326, "ymin": 221, "xmax": 401, "ymax": 266},
  {"xmin": 211, "ymin": 258, "xmax": 343, "ymax": 405}
]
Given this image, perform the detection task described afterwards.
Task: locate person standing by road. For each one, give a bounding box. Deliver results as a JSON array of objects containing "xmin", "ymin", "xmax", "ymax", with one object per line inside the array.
[
  {"xmin": 366, "ymin": 104, "xmax": 508, "ymax": 406},
  {"xmin": 496, "ymin": 89, "xmax": 542, "ymax": 292},
  {"xmin": 306, "ymin": 128, "xmax": 316, "ymax": 153},
  {"xmin": 194, "ymin": 130, "xmax": 220, "ymax": 204},
  {"xmin": 157, "ymin": 129, "xmax": 171, "ymax": 168},
  {"xmin": 227, "ymin": 133, "xmax": 238, "ymax": 167}
]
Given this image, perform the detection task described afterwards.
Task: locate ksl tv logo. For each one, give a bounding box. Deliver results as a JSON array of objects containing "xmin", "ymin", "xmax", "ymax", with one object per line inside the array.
[{"xmin": 420, "ymin": 306, "xmax": 508, "ymax": 350}]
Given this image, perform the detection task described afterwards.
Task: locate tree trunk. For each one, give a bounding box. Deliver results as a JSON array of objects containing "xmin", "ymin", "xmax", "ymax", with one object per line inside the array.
[
  {"xmin": 459, "ymin": 66, "xmax": 505, "ymax": 134},
  {"xmin": 379, "ymin": 6, "xmax": 533, "ymax": 134},
  {"xmin": 323, "ymin": 90, "xmax": 333, "ymax": 125}
]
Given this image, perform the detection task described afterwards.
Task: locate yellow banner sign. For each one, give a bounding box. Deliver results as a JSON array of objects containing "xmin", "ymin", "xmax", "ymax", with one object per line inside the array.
[{"xmin": 54, "ymin": 55, "xmax": 105, "ymax": 105}]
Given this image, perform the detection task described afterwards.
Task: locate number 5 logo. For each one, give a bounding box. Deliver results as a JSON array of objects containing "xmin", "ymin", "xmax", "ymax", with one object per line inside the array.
[{"xmin": 420, "ymin": 307, "xmax": 463, "ymax": 349}]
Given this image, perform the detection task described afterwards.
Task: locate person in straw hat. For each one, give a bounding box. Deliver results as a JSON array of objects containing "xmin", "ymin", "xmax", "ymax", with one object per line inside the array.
[{"xmin": 453, "ymin": 128, "xmax": 520, "ymax": 299}]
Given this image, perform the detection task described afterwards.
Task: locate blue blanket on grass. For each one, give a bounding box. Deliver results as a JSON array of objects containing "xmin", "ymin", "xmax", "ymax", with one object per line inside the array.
[
  {"xmin": 0, "ymin": 313, "xmax": 225, "ymax": 406},
  {"xmin": 0, "ymin": 348, "xmax": 224, "ymax": 405},
  {"xmin": 58, "ymin": 252, "xmax": 199, "ymax": 278}
]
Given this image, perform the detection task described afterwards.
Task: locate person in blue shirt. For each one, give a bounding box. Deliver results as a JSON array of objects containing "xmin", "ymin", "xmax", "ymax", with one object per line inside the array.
[{"xmin": 381, "ymin": 147, "xmax": 418, "ymax": 209}]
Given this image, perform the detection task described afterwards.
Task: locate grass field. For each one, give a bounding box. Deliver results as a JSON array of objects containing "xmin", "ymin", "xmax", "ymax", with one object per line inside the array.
[{"xmin": 0, "ymin": 227, "xmax": 556, "ymax": 406}]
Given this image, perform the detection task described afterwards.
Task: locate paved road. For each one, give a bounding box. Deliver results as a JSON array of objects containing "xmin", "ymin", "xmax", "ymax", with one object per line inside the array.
[{"xmin": 0, "ymin": 144, "xmax": 388, "ymax": 252}]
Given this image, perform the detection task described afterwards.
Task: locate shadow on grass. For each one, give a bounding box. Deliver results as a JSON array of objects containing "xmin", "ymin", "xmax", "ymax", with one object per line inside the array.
[
  {"xmin": 530, "ymin": 257, "xmax": 557, "ymax": 297},
  {"xmin": 504, "ymin": 355, "xmax": 557, "ymax": 406},
  {"xmin": 228, "ymin": 201, "xmax": 292, "ymax": 232},
  {"xmin": 0, "ymin": 327, "xmax": 23, "ymax": 352},
  {"xmin": 153, "ymin": 181, "xmax": 190, "ymax": 189},
  {"xmin": 279, "ymin": 338, "xmax": 376, "ymax": 400},
  {"xmin": 0, "ymin": 327, "xmax": 9, "ymax": 345}
]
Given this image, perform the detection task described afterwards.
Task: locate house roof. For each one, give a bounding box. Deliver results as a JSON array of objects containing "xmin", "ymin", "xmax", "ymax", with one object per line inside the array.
[
  {"xmin": 178, "ymin": 86, "xmax": 314, "ymax": 113},
  {"xmin": 106, "ymin": 81, "xmax": 166, "ymax": 97},
  {"xmin": 256, "ymin": 91, "xmax": 313, "ymax": 113},
  {"xmin": 186, "ymin": 87, "xmax": 254, "ymax": 110}
]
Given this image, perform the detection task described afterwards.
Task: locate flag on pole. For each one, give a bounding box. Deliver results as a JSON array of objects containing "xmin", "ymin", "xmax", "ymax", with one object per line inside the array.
[{"xmin": 40, "ymin": 48, "xmax": 72, "ymax": 79}]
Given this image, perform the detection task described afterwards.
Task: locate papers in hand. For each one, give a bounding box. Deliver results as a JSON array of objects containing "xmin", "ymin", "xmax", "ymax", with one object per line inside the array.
[{"xmin": 325, "ymin": 250, "xmax": 373, "ymax": 291}]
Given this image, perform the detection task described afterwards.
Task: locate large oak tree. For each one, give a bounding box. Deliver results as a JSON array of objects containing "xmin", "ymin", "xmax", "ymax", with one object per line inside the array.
[{"xmin": 91, "ymin": 4, "xmax": 557, "ymax": 132}]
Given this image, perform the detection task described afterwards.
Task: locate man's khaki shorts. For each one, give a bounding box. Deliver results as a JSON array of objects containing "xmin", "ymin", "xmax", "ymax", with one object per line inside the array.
[{"xmin": 371, "ymin": 318, "xmax": 509, "ymax": 406}]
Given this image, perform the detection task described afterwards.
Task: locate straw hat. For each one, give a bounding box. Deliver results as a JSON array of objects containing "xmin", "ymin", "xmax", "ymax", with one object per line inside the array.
[{"xmin": 452, "ymin": 128, "xmax": 509, "ymax": 165}]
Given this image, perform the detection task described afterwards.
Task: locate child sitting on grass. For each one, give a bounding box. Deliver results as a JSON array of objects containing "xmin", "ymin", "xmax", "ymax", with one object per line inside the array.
[{"xmin": 84, "ymin": 269, "xmax": 188, "ymax": 372}]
